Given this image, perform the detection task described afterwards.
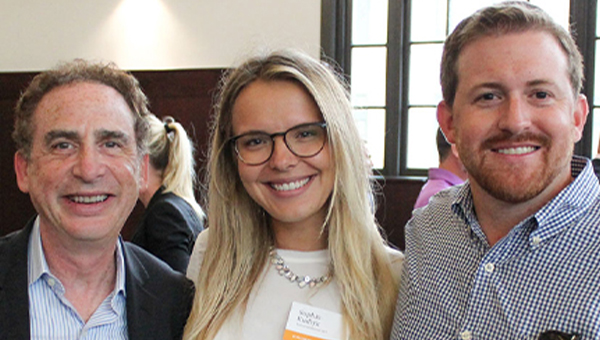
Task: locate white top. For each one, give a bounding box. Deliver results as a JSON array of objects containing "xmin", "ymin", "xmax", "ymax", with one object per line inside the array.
[{"xmin": 187, "ymin": 229, "xmax": 404, "ymax": 340}]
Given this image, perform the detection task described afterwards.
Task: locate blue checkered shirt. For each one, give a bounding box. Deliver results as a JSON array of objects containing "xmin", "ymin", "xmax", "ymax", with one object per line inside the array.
[{"xmin": 391, "ymin": 156, "xmax": 600, "ymax": 340}]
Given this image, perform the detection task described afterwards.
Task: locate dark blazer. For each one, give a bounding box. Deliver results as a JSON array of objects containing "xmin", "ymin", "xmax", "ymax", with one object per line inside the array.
[
  {"xmin": 593, "ymin": 158, "xmax": 600, "ymax": 179},
  {"xmin": 132, "ymin": 187, "xmax": 204, "ymax": 273},
  {"xmin": 0, "ymin": 218, "xmax": 195, "ymax": 340}
]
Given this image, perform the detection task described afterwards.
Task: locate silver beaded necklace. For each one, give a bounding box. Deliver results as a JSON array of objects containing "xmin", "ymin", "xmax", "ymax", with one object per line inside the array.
[{"xmin": 269, "ymin": 248, "xmax": 332, "ymax": 289}]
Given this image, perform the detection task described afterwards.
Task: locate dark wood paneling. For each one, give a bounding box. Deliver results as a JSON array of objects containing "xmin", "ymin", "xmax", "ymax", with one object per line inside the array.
[
  {"xmin": 375, "ymin": 177, "xmax": 425, "ymax": 250},
  {"xmin": 0, "ymin": 69, "xmax": 422, "ymax": 250},
  {"xmin": 0, "ymin": 72, "xmax": 40, "ymax": 235}
]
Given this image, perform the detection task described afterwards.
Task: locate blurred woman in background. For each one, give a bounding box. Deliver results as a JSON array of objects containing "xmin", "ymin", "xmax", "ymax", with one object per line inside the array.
[{"xmin": 133, "ymin": 114, "xmax": 204, "ymax": 273}]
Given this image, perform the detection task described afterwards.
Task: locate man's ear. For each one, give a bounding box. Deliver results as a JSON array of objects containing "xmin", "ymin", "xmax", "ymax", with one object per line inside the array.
[
  {"xmin": 450, "ymin": 144, "xmax": 460, "ymax": 159},
  {"xmin": 572, "ymin": 94, "xmax": 589, "ymax": 143},
  {"xmin": 437, "ymin": 101, "xmax": 456, "ymax": 144},
  {"xmin": 14, "ymin": 151, "xmax": 30, "ymax": 194}
]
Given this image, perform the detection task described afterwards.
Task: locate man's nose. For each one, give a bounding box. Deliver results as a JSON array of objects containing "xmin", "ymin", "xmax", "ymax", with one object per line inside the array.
[
  {"xmin": 72, "ymin": 146, "xmax": 105, "ymax": 182},
  {"xmin": 497, "ymin": 96, "xmax": 532, "ymax": 133}
]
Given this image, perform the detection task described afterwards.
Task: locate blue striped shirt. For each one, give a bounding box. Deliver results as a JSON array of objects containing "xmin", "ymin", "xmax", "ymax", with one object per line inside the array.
[
  {"xmin": 28, "ymin": 218, "xmax": 128, "ymax": 339},
  {"xmin": 391, "ymin": 156, "xmax": 600, "ymax": 340}
]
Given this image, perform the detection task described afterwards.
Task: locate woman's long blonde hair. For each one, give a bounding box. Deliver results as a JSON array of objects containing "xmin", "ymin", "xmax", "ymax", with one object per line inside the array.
[
  {"xmin": 146, "ymin": 114, "xmax": 204, "ymax": 219},
  {"xmin": 183, "ymin": 50, "xmax": 398, "ymax": 340}
]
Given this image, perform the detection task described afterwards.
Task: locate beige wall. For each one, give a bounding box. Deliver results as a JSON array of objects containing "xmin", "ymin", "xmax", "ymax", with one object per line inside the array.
[{"xmin": 0, "ymin": 0, "xmax": 321, "ymax": 71}]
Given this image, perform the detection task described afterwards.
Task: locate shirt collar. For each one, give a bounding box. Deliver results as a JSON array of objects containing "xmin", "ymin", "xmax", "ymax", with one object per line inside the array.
[
  {"xmin": 452, "ymin": 156, "xmax": 599, "ymax": 244},
  {"xmin": 531, "ymin": 156, "xmax": 598, "ymax": 240},
  {"xmin": 27, "ymin": 217, "xmax": 47, "ymax": 286},
  {"xmin": 27, "ymin": 217, "xmax": 127, "ymax": 297},
  {"xmin": 115, "ymin": 238, "xmax": 126, "ymax": 297}
]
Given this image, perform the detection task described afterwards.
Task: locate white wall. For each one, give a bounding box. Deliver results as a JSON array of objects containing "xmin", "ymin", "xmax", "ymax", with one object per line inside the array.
[{"xmin": 0, "ymin": 0, "xmax": 321, "ymax": 71}]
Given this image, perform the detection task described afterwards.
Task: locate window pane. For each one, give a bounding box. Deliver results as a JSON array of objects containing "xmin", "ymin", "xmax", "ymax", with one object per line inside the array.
[
  {"xmin": 408, "ymin": 43, "xmax": 443, "ymax": 106},
  {"xmin": 352, "ymin": 0, "xmax": 388, "ymax": 45},
  {"xmin": 406, "ymin": 107, "xmax": 439, "ymax": 169},
  {"xmin": 411, "ymin": 0, "xmax": 447, "ymax": 42},
  {"xmin": 353, "ymin": 108, "xmax": 386, "ymax": 169},
  {"xmin": 598, "ymin": 3, "xmax": 600, "ymax": 37},
  {"xmin": 529, "ymin": 0, "xmax": 570, "ymax": 30},
  {"xmin": 448, "ymin": 0, "xmax": 570, "ymax": 33},
  {"xmin": 448, "ymin": 0, "xmax": 497, "ymax": 33},
  {"xmin": 595, "ymin": 40, "xmax": 600, "ymax": 106},
  {"xmin": 593, "ymin": 109, "xmax": 600, "ymax": 158},
  {"xmin": 351, "ymin": 46, "xmax": 387, "ymax": 107}
]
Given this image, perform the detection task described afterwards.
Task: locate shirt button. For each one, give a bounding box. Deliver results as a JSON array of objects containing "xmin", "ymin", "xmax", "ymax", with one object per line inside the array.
[
  {"xmin": 47, "ymin": 278, "xmax": 56, "ymax": 287},
  {"xmin": 461, "ymin": 330, "xmax": 472, "ymax": 340},
  {"xmin": 532, "ymin": 236, "xmax": 541, "ymax": 246},
  {"xmin": 484, "ymin": 263, "xmax": 495, "ymax": 273}
]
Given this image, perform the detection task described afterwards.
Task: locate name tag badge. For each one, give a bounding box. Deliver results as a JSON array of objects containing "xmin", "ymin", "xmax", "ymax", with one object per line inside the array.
[{"xmin": 283, "ymin": 302, "xmax": 343, "ymax": 340}]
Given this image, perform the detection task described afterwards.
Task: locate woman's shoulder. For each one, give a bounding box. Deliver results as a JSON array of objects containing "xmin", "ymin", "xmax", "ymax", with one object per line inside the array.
[
  {"xmin": 151, "ymin": 191, "xmax": 189, "ymax": 210},
  {"xmin": 186, "ymin": 229, "xmax": 210, "ymax": 282},
  {"xmin": 384, "ymin": 245, "xmax": 404, "ymax": 278},
  {"xmin": 385, "ymin": 246, "xmax": 404, "ymax": 261}
]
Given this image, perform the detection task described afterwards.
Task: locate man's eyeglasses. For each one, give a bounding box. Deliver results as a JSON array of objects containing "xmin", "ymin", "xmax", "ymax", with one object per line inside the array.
[{"xmin": 229, "ymin": 122, "xmax": 327, "ymax": 166}]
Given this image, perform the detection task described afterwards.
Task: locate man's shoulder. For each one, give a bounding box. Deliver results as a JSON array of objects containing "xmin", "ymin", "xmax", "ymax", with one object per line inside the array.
[
  {"xmin": 0, "ymin": 226, "xmax": 31, "ymax": 258},
  {"xmin": 408, "ymin": 185, "xmax": 466, "ymax": 250},
  {"xmin": 412, "ymin": 185, "xmax": 461, "ymax": 220},
  {"xmin": 0, "ymin": 228, "xmax": 30, "ymax": 340},
  {"xmin": 0, "ymin": 229, "xmax": 20, "ymax": 247}
]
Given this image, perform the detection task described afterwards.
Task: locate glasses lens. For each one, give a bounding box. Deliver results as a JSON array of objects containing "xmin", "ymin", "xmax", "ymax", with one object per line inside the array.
[
  {"xmin": 235, "ymin": 133, "xmax": 272, "ymax": 165},
  {"xmin": 286, "ymin": 123, "xmax": 326, "ymax": 157}
]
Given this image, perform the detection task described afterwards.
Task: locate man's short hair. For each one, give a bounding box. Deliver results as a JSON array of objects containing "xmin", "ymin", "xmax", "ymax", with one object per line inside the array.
[
  {"xmin": 441, "ymin": 1, "xmax": 583, "ymax": 107},
  {"xmin": 13, "ymin": 59, "xmax": 151, "ymax": 159}
]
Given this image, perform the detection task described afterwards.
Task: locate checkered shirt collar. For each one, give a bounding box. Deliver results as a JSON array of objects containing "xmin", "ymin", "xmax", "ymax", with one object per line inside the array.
[{"xmin": 451, "ymin": 156, "xmax": 597, "ymax": 246}]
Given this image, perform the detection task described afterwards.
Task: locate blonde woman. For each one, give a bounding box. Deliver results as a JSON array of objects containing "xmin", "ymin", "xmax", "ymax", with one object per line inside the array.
[
  {"xmin": 133, "ymin": 114, "xmax": 204, "ymax": 273},
  {"xmin": 185, "ymin": 50, "xmax": 403, "ymax": 340}
]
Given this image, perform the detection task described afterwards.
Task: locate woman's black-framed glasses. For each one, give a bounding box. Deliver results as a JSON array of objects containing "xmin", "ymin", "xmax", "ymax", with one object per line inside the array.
[{"xmin": 229, "ymin": 122, "xmax": 327, "ymax": 166}]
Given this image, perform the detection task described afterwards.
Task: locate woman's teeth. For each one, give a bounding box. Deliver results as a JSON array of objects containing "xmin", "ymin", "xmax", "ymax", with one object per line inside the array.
[{"xmin": 271, "ymin": 178, "xmax": 310, "ymax": 191}]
